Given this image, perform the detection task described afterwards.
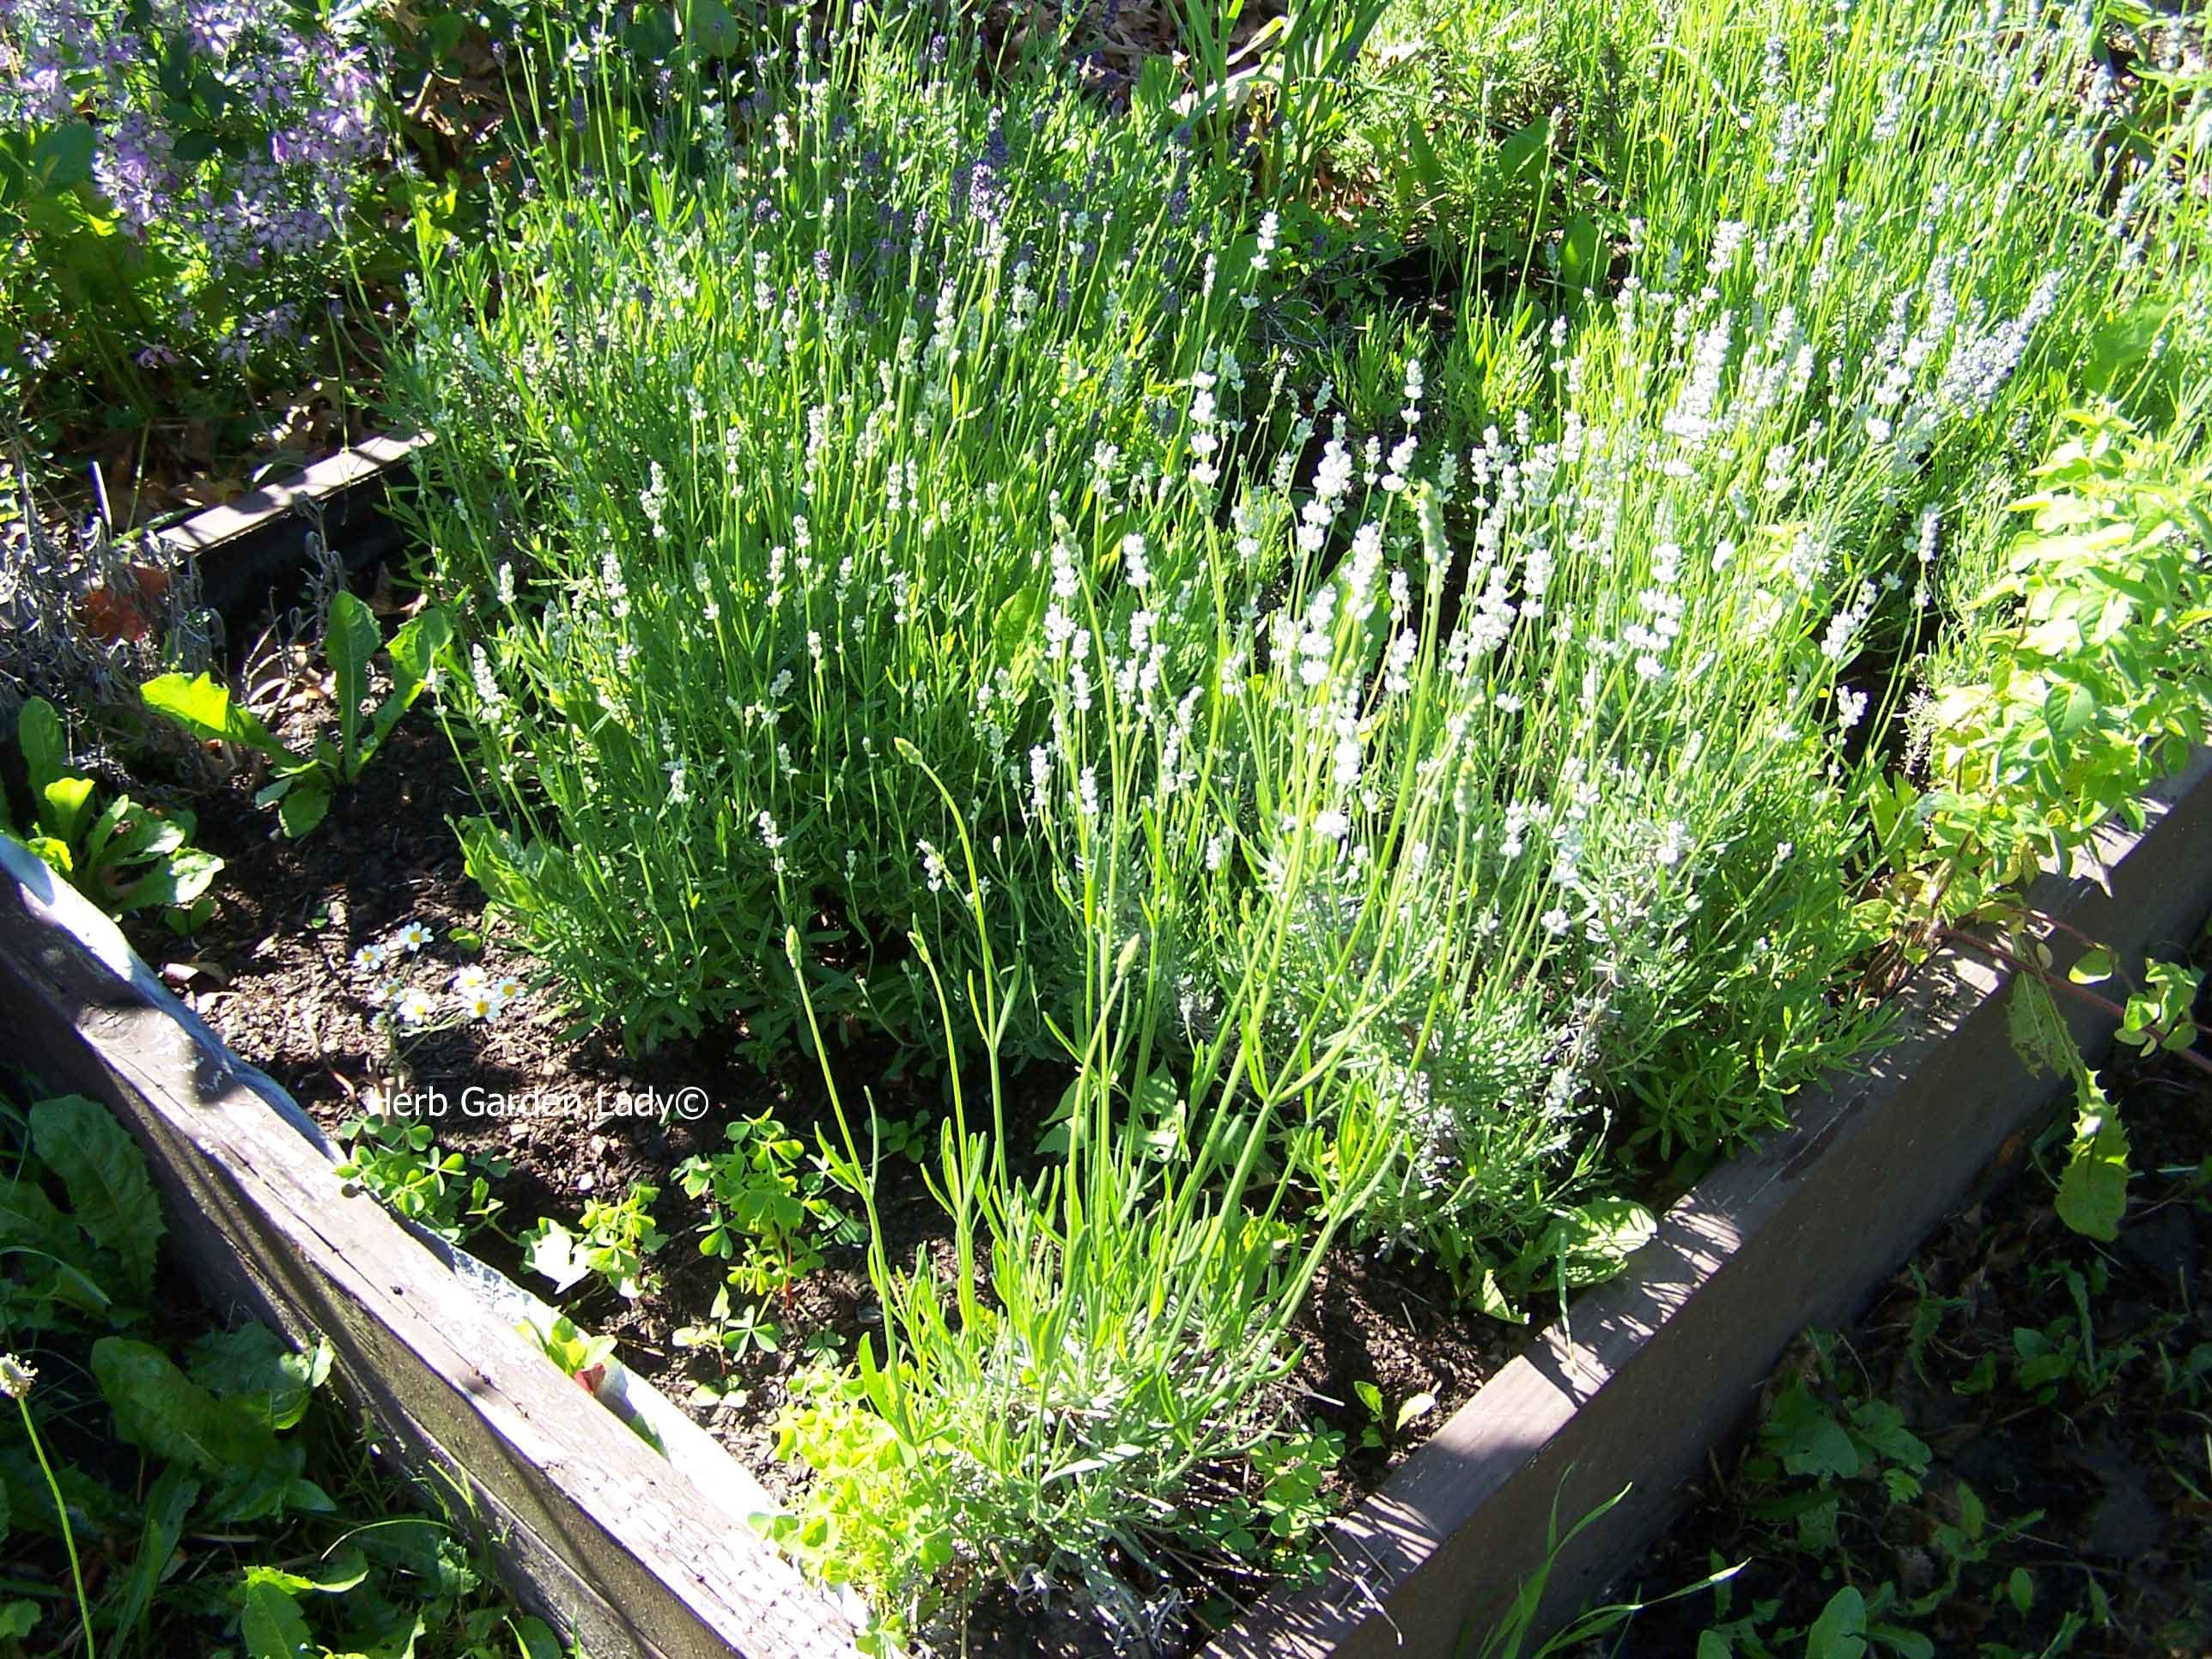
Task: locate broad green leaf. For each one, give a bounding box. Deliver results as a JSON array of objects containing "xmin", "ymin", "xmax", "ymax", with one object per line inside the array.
[
  {"xmin": 27, "ymin": 120, "xmax": 95, "ymax": 192},
  {"xmin": 1394, "ymin": 1391, "xmax": 1437, "ymax": 1432},
  {"xmin": 511, "ymin": 1613, "xmax": 563, "ymax": 1659},
  {"xmin": 677, "ymin": 0, "xmax": 744, "ymax": 57},
  {"xmin": 239, "ymin": 1577, "xmax": 316, "ymax": 1659},
  {"xmin": 0, "ymin": 1443, "xmax": 133, "ymax": 1539},
  {"xmin": 1497, "ymin": 112, "xmax": 1551, "ymax": 184},
  {"xmin": 1558, "ymin": 211, "xmax": 1603, "ymax": 290},
  {"xmin": 279, "ymin": 784, "xmax": 333, "ymax": 839},
  {"xmin": 141, "ymin": 672, "xmax": 295, "ymax": 763},
  {"xmin": 0, "ymin": 1601, "xmax": 36, "ymax": 1640},
  {"xmin": 325, "ymin": 589, "xmax": 382, "ymax": 773},
  {"xmin": 0, "ymin": 1167, "xmax": 74, "ymax": 1250},
  {"xmin": 1804, "ymin": 1586, "xmax": 1868, "ymax": 1659},
  {"xmin": 15, "ymin": 696, "xmax": 68, "ymax": 795},
  {"xmin": 1532, "ymin": 1197, "xmax": 1657, "ymax": 1288},
  {"xmin": 1471, "ymin": 1267, "xmax": 1528, "ymax": 1324},
  {"xmin": 365, "ymin": 605, "xmax": 453, "ymax": 764},
  {"xmin": 1958, "ymin": 1481, "xmax": 1987, "ymax": 1540},
  {"xmin": 2044, "ymin": 678, "xmax": 2098, "ymax": 739},
  {"xmin": 2055, "ymin": 1082, "xmax": 2130, "ymax": 1242},
  {"xmin": 1847, "ymin": 1399, "xmax": 1929, "ymax": 1472},
  {"xmin": 191, "ymin": 1324, "xmax": 330, "ymax": 1431},
  {"xmin": 25, "ymin": 832, "xmax": 73, "ymax": 877},
  {"xmin": 112, "ymin": 844, "xmax": 224, "ymax": 915},
  {"xmin": 38, "ymin": 775, "xmax": 95, "ymax": 847},
  {"xmin": 2067, "ymin": 945, "xmax": 2113, "ymax": 985},
  {"xmin": 90, "ymin": 1338, "xmax": 279, "ymax": 1475},
  {"xmin": 2003, "ymin": 974, "xmax": 2076, "ymax": 1080},
  {"xmin": 1761, "ymin": 1383, "xmax": 1860, "ymax": 1480},
  {"xmin": 386, "ymin": 605, "xmax": 453, "ymax": 693},
  {"xmin": 244, "ymin": 1546, "xmax": 369, "ymax": 1595},
  {"xmin": 29, "ymin": 1096, "xmax": 162, "ymax": 1301},
  {"xmin": 0, "ymin": 1243, "xmax": 114, "ymax": 1316}
]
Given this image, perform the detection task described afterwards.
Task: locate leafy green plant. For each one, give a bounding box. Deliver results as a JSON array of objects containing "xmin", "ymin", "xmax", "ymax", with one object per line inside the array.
[
  {"xmin": 331, "ymin": 1113, "xmax": 507, "ymax": 1244},
  {"xmin": 0, "ymin": 1087, "xmax": 571, "ymax": 1659},
  {"xmin": 2005, "ymin": 937, "xmax": 2208, "ymax": 1243},
  {"xmin": 1867, "ymin": 408, "xmax": 2212, "ymax": 1241},
  {"xmin": 3, "ymin": 696, "xmax": 222, "ymax": 925},
  {"xmin": 673, "ymin": 1113, "xmax": 835, "ymax": 1309},
  {"xmin": 1352, "ymin": 1379, "xmax": 1437, "ymax": 1450},
  {"xmin": 1892, "ymin": 409, "xmax": 2212, "ymax": 934},
  {"xmin": 138, "ymin": 593, "xmax": 451, "ymax": 837},
  {"xmin": 522, "ymin": 1182, "xmax": 667, "ymax": 1302},
  {"xmin": 673, "ymin": 1285, "xmax": 784, "ymax": 1366},
  {"xmin": 1196, "ymin": 1422, "xmax": 1345, "ymax": 1581},
  {"xmin": 386, "ymin": 0, "xmax": 2212, "ymax": 1633},
  {"xmin": 767, "ymin": 910, "xmax": 1401, "ymax": 1645}
]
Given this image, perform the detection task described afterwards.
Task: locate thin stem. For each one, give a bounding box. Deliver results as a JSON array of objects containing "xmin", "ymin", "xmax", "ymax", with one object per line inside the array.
[{"xmin": 18, "ymin": 1395, "xmax": 98, "ymax": 1659}]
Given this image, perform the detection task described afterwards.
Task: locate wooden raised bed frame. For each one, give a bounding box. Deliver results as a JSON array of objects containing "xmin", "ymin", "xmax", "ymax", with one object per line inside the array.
[{"xmin": 8, "ymin": 452, "xmax": 2210, "ymax": 1659}]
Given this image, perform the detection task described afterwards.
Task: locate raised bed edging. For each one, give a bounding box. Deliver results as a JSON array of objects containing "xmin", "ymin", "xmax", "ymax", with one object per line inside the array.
[
  {"xmin": 150, "ymin": 432, "xmax": 429, "ymax": 623},
  {"xmin": 1202, "ymin": 747, "xmax": 2212, "ymax": 1659},
  {"xmin": 0, "ymin": 835, "xmax": 859, "ymax": 1659}
]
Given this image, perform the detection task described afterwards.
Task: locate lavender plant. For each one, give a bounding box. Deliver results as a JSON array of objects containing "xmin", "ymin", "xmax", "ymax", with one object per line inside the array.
[
  {"xmin": 391, "ymin": 0, "xmax": 2205, "ymax": 1630},
  {"xmin": 397, "ymin": 7, "xmax": 1274, "ymax": 1055},
  {"xmin": 403, "ymin": 0, "xmax": 2198, "ymax": 1245}
]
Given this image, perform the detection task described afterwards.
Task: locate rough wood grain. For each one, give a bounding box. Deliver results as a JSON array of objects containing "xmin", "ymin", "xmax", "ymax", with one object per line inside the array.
[
  {"xmin": 1204, "ymin": 748, "xmax": 2212, "ymax": 1659},
  {"xmin": 0, "ymin": 844, "xmax": 859, "ymax": 1659}
]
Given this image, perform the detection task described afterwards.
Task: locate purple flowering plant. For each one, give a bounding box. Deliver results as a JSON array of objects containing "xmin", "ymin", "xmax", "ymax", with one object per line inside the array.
[{"xmin": 0, "ymin": 0, "xmax": 394, "ymax": 437}]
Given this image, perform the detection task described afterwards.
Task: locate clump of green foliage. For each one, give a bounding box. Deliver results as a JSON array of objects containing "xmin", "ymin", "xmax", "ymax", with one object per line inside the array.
[
  {"xmin": 523, "ymin": 1181, "xmax": 668, "ymax": 1302},
  {"xmin": 382, "ymin": 0, "xmax": 2210, "ymax": 1638},
  {"xmin": 3, "ymin": 695, "xmax": 222, "ymax": 927},
  {"xmin": 331, "ymin": 1112, "xmax": 509, "ymax": 1245},
  {"xmin": 0, "ymin": 1087, "xmax": 569, "ymax": 1658}
]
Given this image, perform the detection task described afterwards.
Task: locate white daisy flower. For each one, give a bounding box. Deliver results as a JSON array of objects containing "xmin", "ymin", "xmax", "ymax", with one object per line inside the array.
[{"xmin": 393, "ymin": 921, "xmax": 434, "ymax": 954}]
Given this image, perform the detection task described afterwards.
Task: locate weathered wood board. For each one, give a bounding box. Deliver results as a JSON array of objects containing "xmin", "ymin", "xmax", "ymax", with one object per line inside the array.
[
  {"xmin": 152, "ymin": 432, "xmax": 429, "ymax": 621},
  {"xmin": 1204, "ymin": 748, "xmax": 2212, "ymax": 1659},
  {"xmin": 0, "ymin": 837, "xmax": 859, "ymax": 1659}
]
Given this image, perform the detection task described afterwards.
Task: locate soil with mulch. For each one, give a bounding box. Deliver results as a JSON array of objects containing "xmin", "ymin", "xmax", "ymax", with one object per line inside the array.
[
  {"xmin": 1608, "ymin": 960, "xmax": 2212, "ymax": 1657},
  {"xmin": 118, "ymin": 695, "xmax": 1510, "ymax": 1650}
]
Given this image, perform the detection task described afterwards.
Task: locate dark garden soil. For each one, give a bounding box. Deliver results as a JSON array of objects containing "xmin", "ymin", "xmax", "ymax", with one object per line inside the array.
[
  {"xmin": 1607, "ymin": 961, "xmax": 2212, "ymax": 1658},
  {"xmin": 118, "ymin": 699, "xmax": 1513, "ymax": 1618}
]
